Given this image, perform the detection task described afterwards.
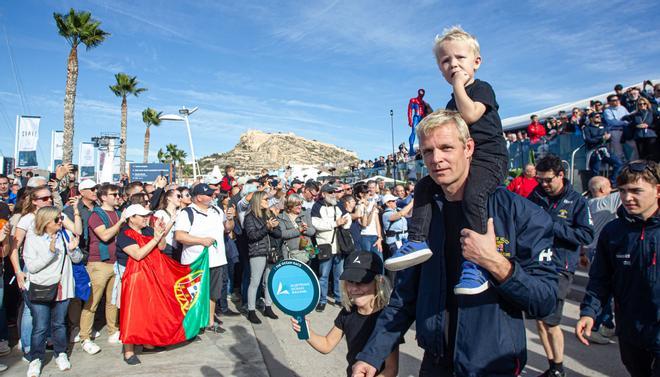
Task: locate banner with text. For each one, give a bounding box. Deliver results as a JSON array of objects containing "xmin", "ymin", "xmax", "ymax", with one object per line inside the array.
[
  {"xmin": 50, "ymin": 130, "xmax": 64, "ymax": 171},
  {"xmin": 129, "ymin": 163, "xmax": 174, "ymax": 183},
  {"xmin": 15, "ymin": 116, "xmax": 40, "ymax": 168},
  {"xmin": 78, "ymin": 142, "xmax": 96, "ymax": 180}
]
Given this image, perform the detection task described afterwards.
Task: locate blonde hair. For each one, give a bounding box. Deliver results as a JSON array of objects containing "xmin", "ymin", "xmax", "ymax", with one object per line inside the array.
[
  {"xmin": 249, "ymin": 191, "xmax": 271, "ymax": 220},
  {"xmin": 433, "ymin": 25, "xmax": 480, "ymax": 62},
  {"xmin": 340, "ymin": 274, "xmax": 392, "ymax": 313},
  {"xmin": 637, "ymin": 97, "xmax": 652, "ymax": 111},
  {"xmin": 416, "ymin": 109, "xmax": 471, "ymax": 146},
  {"xmin": 34, "ymin": 206, "xmax": 61, "ymax": 236},
  {"xmin": 285, "ymin": 193, "xmax": 303, "ymax": 211}
]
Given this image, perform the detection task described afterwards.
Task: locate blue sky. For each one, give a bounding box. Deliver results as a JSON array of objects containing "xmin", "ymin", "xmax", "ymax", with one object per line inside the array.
[{"xmin": 0, "ymin": 0, "xmax": 658, "ymax": 168}]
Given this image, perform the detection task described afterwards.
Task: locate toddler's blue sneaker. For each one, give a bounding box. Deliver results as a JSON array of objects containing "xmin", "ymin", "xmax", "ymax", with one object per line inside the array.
[
  {"xmin": 384, "ymin": 241, "xmax": 432, "ymax": 271},
  {"xmin": 454, "ymin": 261, "xmax": 489, "ymax": 295}
]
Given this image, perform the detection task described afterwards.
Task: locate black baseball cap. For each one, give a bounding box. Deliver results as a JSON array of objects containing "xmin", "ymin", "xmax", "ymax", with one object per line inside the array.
[
  {"xmin": 191, "ymin": 183, "xmax": 214, "ymax": 197},
  {"xmin": 340, "ymin": 251, "xmax": 383, "ymax": 283},
  {"xmin": 291, "ymin": 178, "xmax": 303, "ymax": 185}
]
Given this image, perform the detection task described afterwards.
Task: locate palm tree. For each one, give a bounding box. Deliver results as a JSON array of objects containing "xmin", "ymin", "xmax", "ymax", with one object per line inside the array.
[
  {"xmin": 54, "ymin": 9, "xmax": 109, "ymax": 164},
  {"xmin": 109, "ymin": 73, "xmax": 146, "ymax": 174},
  {"xmin": 141, "ymin": 108, "xmax": 162, "ymax": 163},
  {"xmin": 158, "ymin": 144, "xmax": 187, "ymax": 179}
]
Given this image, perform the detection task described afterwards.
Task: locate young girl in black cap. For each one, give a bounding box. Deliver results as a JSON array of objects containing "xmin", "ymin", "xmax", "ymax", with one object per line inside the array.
[{"xmin": 291, "ymin": 251, "xmax": 399, "ymax": 377}]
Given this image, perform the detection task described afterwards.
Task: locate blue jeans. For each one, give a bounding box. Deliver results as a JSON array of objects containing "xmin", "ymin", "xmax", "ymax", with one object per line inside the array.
[
  {"xmin": 28, "ymin": 299, "xmax": 69, "ymax": 361},
  {"xmin": 589, "ymin": 150, "xmax": 622, "ymax": 185},
  {"xmin": 360, "ymin": 235, "xmax": 383, "ymax": 263},
  {"xmin": 0, "ymin": 276, "xmax": 7, "ymax": 341},
  {"xmin": 319, "ymin": 255, "xmax": 344, "ymax": 305},
  {"xmin": 21, "ymin": 290, "xmax": 33, "ymax": 354}
]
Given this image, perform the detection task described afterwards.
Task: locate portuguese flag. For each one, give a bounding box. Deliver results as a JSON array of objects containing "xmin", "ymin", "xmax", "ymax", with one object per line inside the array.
[{"xmin": 119, "ymin": 229, "xmax": 209, "ymax": 346}]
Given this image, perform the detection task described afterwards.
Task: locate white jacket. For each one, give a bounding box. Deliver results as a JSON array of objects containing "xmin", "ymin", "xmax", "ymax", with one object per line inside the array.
[{"xmin": 310, "ymin": 200, "xmax": 352, "ymax": 255}]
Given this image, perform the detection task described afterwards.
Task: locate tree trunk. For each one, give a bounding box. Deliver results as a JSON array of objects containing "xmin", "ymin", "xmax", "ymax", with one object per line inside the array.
[
  {"xmin": 62, "ymin": 45, "xmax": 78, "ymax": 164},
  {"xmin": 120, "ymin": 96, "xmax": 127, "ymax": 174},
  {"xmin": 143, "ymin": 125, "xmax": 150, "ymax": 163}
]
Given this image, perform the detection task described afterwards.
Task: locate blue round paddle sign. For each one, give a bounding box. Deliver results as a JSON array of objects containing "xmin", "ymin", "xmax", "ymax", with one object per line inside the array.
[{"xmin": 268, "ymin": 259, "xmax": 320, "ymax": 340}]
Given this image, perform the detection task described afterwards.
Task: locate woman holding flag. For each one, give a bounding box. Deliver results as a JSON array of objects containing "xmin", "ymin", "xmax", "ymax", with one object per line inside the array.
[{"xmin": 115, "ymin": 204, "xmax": 172, "ymax": 365}]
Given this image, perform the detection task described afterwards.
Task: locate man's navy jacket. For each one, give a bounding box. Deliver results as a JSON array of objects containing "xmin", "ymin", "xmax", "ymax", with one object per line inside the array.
[
  {"xmin": 356, "ymin": 187, "xmax": 559, "ymax": 376},
  {"xmin": 581, "ymin": 207, "xmax": 660, "ymax": 353},
  {"xmin": 528, "ymin": 181, "xmax": 594, "ymax": 274}
]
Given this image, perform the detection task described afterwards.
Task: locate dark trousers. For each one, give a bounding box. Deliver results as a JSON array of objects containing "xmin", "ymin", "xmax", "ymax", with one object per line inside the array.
[
  {"xmin": 419, "ymin": 352, "xmax": 454, "ymax": 377},
  {"xmin": 408, "ymin": 158, "xmax": 506, "ymax": 239},
  {"xmin": 636, "ymin": 138, "xmax": 657, "ymax": 161},
  {"xmin": 589, "ymin": 150, "xmax": 623, "ymax": 185},
  {"xmin": 619, "ymin": 338, "xmax": 660, "ymax": 377},
  {"xmin": 28, "ymin": 299, "xmax": 69, "ymax": 361}
]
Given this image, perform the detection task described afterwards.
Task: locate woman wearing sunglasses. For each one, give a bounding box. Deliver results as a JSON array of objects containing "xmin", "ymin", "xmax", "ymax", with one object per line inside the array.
[
  {"xmin": 153, "ymin": 189, "xmax": 182, "ymax": 259},
  {"xmin": 9, "ymin": 187, "xmax": 82, "ymax": 360},
  {"xmin": 24, "ymin": 206, "xmax": 82, "ymax": 377}
]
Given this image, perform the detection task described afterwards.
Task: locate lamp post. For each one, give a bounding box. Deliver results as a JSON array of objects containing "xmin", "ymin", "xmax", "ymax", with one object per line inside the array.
[
  {"xmin": 390, "ymin": 109, "xmax": 396, "ymax": 181},
  {"xmin": 159, "ymin": 106, "xmax": 199, "ymax": 180}
]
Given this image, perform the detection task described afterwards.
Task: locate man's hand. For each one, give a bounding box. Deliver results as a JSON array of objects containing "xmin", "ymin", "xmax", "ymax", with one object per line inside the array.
[
  {"xmin": 351, "ymin": 361, "xmax": 377, "ymax": 377},
  {"xmin": 56, "ymin": 163, "xmax": 71, "ymax": 180},
  {"xmin": 200, "ymin": 237, "xmax": 216, "ymax": 247},
  {"xmin": 603, "ymin": 132, "xmax": 611, "ymax": 140},
  {"xmin": 0, "ymin": 222, "xmax": 9, "ymax": 243},
  {"xmin": 575, "ymin": 316, "xmax": 595, "ymax": 346},
  {"xmin": 460, "ymin": 218, "xmax": 512, "ymax": 282},
  {"xmin": 336, "ymin": 216, "xmax": 348, "ymax": 227}
]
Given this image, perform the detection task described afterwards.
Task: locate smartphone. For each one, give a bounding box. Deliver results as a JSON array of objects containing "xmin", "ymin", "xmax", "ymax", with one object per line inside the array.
[
  {"xmin": 71, "ymin": 164, "xmax": 79, "ymax": 173},
  {"xmin": 49, "ymin": 172, "xmax": 57, "ymax": 181}
]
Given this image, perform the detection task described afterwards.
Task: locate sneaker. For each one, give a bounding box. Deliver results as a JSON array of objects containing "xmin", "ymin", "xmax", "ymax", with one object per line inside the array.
[
  {"xmin": 586, "ymin": 331, "xmax": 611, "ymax": 345},
  {"xmin": 599, "ymin": 326, "xmax": 615, "ymax": 338},
  {"xmin": 70, "ymin": 327, "xmax": 81, "ymax": 343},
  {"xmin": 384, "ymin": 241, "xmax": 433, "ymax": 271},
  {"xmin": 27, "ymin": 359, "xmax": 41, "ymax": 377},
  {"xmin": 0, "ymin": 363, "xmax": 7, "ymax": 372},
  {"xmin": 0, "ymin": 340, "xmax": 10, "ymax": 356},
  {"xmin": 107, "ymin": 331, "xmax": 121, "ymax": 344},
  {"xmin": 91, "ymin": 330, "xmax": 101, "ymax": 339},
  {"xmin": 54, "ymin": 353, "xmax": 71, "ymax": 371},
  {"xmin": 454, "ymin": 261, "xmax": 489, "ymax": 295},
  {"xmin": 315, "ymin": 303, "xmax": 326, "ymax": 312},
  {"xmin": 539, "ymin": 369, "xmax": 566, "ymax": 377},
  {"xmin": 81, "ymin": 340, "xmax": 101, "ymax": 355}
]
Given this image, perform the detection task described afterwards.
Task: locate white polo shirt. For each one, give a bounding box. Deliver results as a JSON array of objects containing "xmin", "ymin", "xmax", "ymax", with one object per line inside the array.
[{"xmin": 175, "ymin": 203, "xmax": 227, "ymax": 268}]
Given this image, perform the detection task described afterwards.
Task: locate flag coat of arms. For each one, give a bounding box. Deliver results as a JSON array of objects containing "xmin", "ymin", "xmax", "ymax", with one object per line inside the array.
[{"xmin": 120, "ymin": 229, "xmax": 209, "ymax": 346}]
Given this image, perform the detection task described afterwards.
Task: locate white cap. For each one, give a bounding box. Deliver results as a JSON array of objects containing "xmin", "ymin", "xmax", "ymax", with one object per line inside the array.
[
  {"xmin": 27, "ymin": 176, "xmax": 48, "ymax": 188},
  {"xmin": 205, "ymin": 174, "xmax": 222, "ymax": 185},
  {"xmin": 382, "ymin": 194, "xmax": 398, "ymax": 203},
  {"xmin": 79, "ymin": 179, "xmax": 97, "ymax": 191},
  {"xmin": 122, "ymin": 204, "xmax": 152, "ymax": 219}
]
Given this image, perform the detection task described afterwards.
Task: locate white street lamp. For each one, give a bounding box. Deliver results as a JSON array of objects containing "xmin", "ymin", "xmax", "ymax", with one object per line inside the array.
[{"xmin": 159, "ymin": 106, "xmax": 199, "ymax": 180}]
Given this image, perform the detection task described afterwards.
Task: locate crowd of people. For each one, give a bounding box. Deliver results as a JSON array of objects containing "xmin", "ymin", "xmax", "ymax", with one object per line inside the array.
[{"xmin": 0, "ymin": 25, "xmax": 658, "ymax": 377}]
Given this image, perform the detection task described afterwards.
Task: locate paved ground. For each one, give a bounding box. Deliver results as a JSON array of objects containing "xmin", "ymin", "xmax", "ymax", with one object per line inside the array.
[{"xmin": 0, "ymin": 284, "xmax": 627, "ymax": 376}]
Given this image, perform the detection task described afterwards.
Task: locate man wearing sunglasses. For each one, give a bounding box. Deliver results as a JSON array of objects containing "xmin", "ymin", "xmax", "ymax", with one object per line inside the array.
[
  {"xmin": 528, "ymin": 154, "xmax": 595, "ymax": 377},
  {"xmin": 583, "ymin": 112, "xmax": 622, "ymax": 185},
  {"xmin": 577, "ymin": 160, "xmax": 660, "ymax": 376},
  {"xmin": 603, "ymin": 94, "xmax": 637, "ymax": 162},
  {"xmin": 80, "ymin": 184, "xmax": 125, "ymax": 355},
  {"xmin": 62, "ymin": 179, "xmax": 98, "ymax": 343}
]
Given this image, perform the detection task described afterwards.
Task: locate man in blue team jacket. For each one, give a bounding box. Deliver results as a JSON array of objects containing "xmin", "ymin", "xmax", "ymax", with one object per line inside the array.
[
  {"xmin": 577, "ymin": 160, "xmax": 660, "ymax": 377},
  {"xmin": 528, "ymin": 154, "xmax": 594, "ymax": 377},
  {"xmin": 352, "ymin": 110, "xmax": 559, "ymax": 377}
]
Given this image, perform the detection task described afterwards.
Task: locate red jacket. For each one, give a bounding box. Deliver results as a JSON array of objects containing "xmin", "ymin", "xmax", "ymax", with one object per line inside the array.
[
  {"xmin": 527, "ymin": 122, "xmax": 546, "ymax": 143},
  {"xmin": 220, "ymin": 175, "xmax": 235, "ymax": 193},
  {"xmin": 506, "ymin": 176, "xmax": 538, "ymax": 198}
]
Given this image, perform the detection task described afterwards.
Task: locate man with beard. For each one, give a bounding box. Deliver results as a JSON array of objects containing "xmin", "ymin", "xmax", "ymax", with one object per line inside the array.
[{"xmin": 311, "ymin": 183, "xmax": 352, "ymax": 312}]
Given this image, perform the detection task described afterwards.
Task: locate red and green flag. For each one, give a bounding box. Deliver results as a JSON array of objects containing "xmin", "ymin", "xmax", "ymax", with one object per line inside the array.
[{"xmin": 120, "ymin": 229, "xmax": 209, "ymax": 346}]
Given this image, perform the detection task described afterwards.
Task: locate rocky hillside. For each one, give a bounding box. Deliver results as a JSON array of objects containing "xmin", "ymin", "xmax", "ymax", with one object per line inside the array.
[{"xmin": 197, "ymin": 130, "xmax": 359, "ymax": 175}]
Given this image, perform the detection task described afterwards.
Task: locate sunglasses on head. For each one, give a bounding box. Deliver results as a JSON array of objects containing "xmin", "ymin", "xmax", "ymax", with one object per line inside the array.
[{"xmin": 628, "ymin": 161, "xmax": 660, "ymax": 182}]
